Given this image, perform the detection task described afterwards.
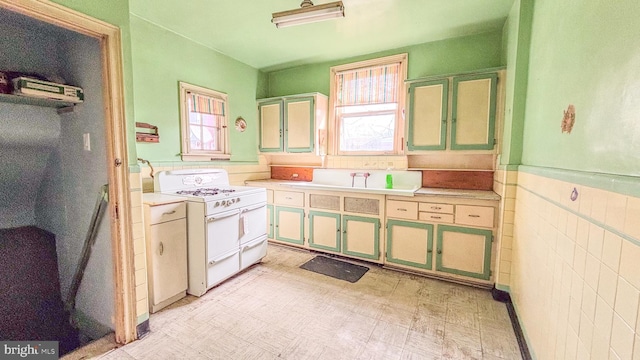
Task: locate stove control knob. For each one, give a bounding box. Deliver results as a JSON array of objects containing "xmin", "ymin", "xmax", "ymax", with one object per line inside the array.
[
  {"xmin": 236, "ymin": 197, "xmax": 240, "ymax": 203},
  {"xmin": 221, "ymin": 200, "xmax": 227, "ymax": 206},
  {"xmin": 214, "ymin": 201, "xmax": 220, "ymax": 207}
]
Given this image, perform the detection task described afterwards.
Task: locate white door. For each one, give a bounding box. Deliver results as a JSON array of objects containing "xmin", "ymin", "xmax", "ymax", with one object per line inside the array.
[
  {"xmin": 149, "ymin": 218, "xmax": 188, "ymax": 304},
  {"xmin": 239, "ymin": 203, "xmax": 267, "ymax": 245},
  {"xmin": 206, "ymin": 209, "xmax": 240, "ymax": 259}
]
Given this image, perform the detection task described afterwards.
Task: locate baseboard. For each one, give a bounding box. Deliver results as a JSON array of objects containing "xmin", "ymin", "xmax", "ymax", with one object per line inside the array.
[
  {"xmin": 492, "ymin": 286, "xmax": 532, "ymax": 360},
  {"xmin": 136, "ymin": 319, "xmax": 150, "ymax": 339}
]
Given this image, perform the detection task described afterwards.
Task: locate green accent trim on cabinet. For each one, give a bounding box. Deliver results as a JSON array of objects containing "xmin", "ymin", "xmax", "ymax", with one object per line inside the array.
[
  {"xmin": 436, "ymin": 224, "xmax": 492, "ymax": 280},
  {"xmin": 267, "ymin": 204, "xmax": 274, "ymax": 239},
  {"xmin": 258, "ymin": 99, "xmax": 284, "ymax": 152},
  {"xmin": 341, "ymin": 215, "xmax": 380, "ymax": 260},
  {"xmin": 407, "ymin": 79, "xmax": 448, "ymax": 151},
  {"xmin": 284, "ymin": 96, "xmax": 315, "ymax": 153},
  {"xmin": 308, "ymin": 210, "xmax": 341, "ymax": 252},
  {"xmin": 386, "ymin": 219, "xmax": 434, "ymax": 269},
  {"xmin": 451, "ymin": 73, "xmax": 497, "ymax": 150},
  {"xmin": 275, "ymin": 206, "xmax": 304, "ymax": 245}
]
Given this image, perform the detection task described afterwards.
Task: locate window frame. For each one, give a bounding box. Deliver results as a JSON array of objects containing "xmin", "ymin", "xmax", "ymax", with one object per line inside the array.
[
  {"xmin": 328, "ymin": 53, "xmax": 408, "ymax": 155},
  {"xmin": 178, "ymin": 81, "xmax": 230, "ymax": 161}
]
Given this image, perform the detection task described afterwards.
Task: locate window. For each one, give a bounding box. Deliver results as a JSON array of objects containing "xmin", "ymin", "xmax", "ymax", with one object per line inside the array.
[
  {"xmin": 329, "ymin": 54, "xmax": 407, "ymax": 154},
  {"xmin": 179, "ymin": 82, "xmax": 230, "ymax": 161}
]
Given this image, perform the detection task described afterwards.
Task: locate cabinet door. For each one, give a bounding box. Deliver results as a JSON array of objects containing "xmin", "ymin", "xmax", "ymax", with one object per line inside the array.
[
  {"xmin": 342, "ymin": 215, "xmax": 380, "ymax": 260},
  {"xmin": 267, "ymin": 204, "xmax": 274, "ymax": 239},
  {"xmin": 407, "ymin": 79, "xmax": 448, "ymax": 150},
  {"xmin": 258, "ymin": 99, "xmax": 283, "ymax": 152},
  {"xmin": 436, "ymin": 225, "xmax": 492, "ymax": 280},
  {"xmin": 309, "ymin": 211, "xmax": 341, "ymax": 252},
  {"xmin": 275, "ymin": 206, "xmax": 304, "ymax": 245},
  {"xmin": 284, "ymin": 97, "xmax": 314, "ymax": 152},
  {"xmin": 149, "ymin": 218, "xmax": 188, "ymax": 305},
  {"xmin": 386, "ymin": 220, "xmax": 433, "ymax": 269},
  {"xmin": 451, "ymin": 73, "xmax": 497, "ymax": 150}
]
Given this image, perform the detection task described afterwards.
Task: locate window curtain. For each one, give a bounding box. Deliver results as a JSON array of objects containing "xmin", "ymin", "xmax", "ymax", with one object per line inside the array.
[
  {"xmin": 187, "ymin": 92, "xmax": 225, "ymax": 115},
  {"xmin": 336, "ymin": 63, "xmax": 400, "ymax": 107}
]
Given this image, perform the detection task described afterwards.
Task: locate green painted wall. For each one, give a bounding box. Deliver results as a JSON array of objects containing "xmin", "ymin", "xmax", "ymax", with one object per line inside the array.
[
  {"xmin": 130, "ymin": 15, "xmax": 261, "ymax": 163},
  {"xmin": 50, "ymin": 0, "xmax": 138, "ymax": 165},
  {"xmin": 267, "ymin": 31, "xmax": 504, "ymax": 97},
  {"xmin": 500, "ymin": 0, "xmax": 532, "ymax": 166},
  {"xmin": 521, "ymin": 0, "xmax": 640, "ymax": 176}
]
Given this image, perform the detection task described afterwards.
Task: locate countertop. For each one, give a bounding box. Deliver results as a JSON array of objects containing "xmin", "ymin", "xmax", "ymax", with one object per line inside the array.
[
  {"xmin": 142, "ymin": 193, "xmax": 190, "ymax": 206},
  {"xmin": 245, "ymin": 180, "xmax": 500, "ymax": 201}
]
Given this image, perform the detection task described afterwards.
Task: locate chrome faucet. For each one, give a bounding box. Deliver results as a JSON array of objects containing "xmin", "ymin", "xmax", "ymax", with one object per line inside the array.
[{"xmin": 350, "ymin": 172, "xmax": 371, "ymax": 188}]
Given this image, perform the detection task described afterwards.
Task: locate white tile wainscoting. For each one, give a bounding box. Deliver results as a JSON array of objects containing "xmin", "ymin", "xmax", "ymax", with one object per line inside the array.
[{"xmin": 503, "ymin": 168, "xmax": 640, "ymax": 360}]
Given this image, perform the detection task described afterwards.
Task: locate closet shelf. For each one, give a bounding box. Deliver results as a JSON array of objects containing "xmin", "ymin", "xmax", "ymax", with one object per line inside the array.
[{"xmin": 0, "ymin": 93, "xmax": 79, "ymax": 109}]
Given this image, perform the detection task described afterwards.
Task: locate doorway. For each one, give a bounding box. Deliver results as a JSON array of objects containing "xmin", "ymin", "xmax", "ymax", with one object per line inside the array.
[{"xmin": 0, "ymin": 0, "xmax": 136, "ymax": 350}]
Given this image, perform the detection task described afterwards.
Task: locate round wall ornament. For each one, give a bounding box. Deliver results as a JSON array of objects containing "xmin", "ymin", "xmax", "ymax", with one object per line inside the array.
[{"xmin": 235, "ymin": 117, "xmax": 247, "ymax": 132}]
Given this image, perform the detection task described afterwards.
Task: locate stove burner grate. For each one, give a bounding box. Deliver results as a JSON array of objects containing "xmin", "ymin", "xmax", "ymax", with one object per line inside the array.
[{"xmin": 176, "ymin": 188, "xmax": 236, "ymax": 197}]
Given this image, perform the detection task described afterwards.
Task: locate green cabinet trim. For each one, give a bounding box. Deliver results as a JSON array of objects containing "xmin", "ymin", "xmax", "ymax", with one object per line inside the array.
[
  {"xmin": 267, "ymin": 204, "xmax": 274, "ymax": 239},
  {"xmin": 258, "ymin": 99, "xmax": 284, "ymax": 152},
  {"xmin": 451, "ymin": 73, "xmax": 497, "ymax": 150},
  {"xmin": 308, "ymin": 210, "xmax": 341, "ymax": 252},
  {"xmin": 386, "ymin": 220, "xmax": 434, "ymax": 269},
  {"xmin": 407, "ymin": 79, "xmax": 448, "ymax": 151},
  {"xmin": 436, "ymin": 225, "xmax": 492, "ymax": 280},
  {"xmin": 284, "ymin": 96, "xmax": 315, "ymax": 153},
  {"xmin": 341, "ymin": 215, "xmax": 380, "ymax": 260},
  {"xmin": 275, "ymin": 206, "xmax": 304, "ymax": 245}
]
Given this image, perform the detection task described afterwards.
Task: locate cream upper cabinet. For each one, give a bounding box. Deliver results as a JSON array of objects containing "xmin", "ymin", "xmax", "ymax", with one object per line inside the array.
[
  {"xmin": 451, "ymin": 73, "xmax": 497, "ymax": 150},
  {"xmin": 407, "ymin": 79, "xmax": 448, "ymax": 150},
  {"xmin": 406, "ymin": 70, "xmax": 500, "ymax": 152},
  {"xmin": 258, "ymin": 93, "xmax": 328, "ymax": 154},
  {"xmin": 258, "ymin": 99, "xmax": 283, "ymax": 152}
]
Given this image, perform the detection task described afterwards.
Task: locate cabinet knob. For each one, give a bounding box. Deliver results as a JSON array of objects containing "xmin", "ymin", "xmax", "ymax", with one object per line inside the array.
[
  {"xmin": 337, "ymin": 228, "xmax": 340, "ymax": 232},
  {"xmin": 427, "ymin": 249, "xmax": 432, "ymax": 253},
  {"xmin": 159, "ymin": 242, "xmax": 164, "ymax": 256},
  {"xmin": 437, "ymin": 249, "xmax": 442, "ymax": 254}
]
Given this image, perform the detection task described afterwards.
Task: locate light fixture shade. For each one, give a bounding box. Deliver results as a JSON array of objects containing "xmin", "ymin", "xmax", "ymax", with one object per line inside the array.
[{"xmin": 272, "ymin": 1, "xmax": 345, "ymax": 28}]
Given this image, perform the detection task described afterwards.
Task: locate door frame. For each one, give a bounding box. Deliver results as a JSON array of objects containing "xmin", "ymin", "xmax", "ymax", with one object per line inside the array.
[{"xmin": 0, "ymin": 0, "xmax": 136, "ymax": 343}]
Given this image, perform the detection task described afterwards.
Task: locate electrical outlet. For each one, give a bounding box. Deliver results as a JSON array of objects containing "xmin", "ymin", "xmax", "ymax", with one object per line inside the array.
[{"xmin": 83, "ymin": 133, "xmax": 91, "ymax": 151}]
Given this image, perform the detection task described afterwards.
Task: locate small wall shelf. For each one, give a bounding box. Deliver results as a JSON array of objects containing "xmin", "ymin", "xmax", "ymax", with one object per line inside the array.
[{"xmin": 0, "ymin": 92, "xmax": 79, "ymax": 109}]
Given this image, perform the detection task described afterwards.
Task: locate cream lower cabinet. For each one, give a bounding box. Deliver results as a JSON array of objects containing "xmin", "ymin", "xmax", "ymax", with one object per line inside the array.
[
  {"xmin": 436, "ymin": 225, "xmax": 492, "ymax": 280},
  {"xmin": 143, "ymin": 196, "xmax": 188, "ymax": 313},
  {"xmin": 385, "ymin": 196, "xmax": 497, "ymax": 284},
  {"xmin": 272, "ymin": 190, "xmax": 305, "ymax": 245},
  {"xmin": 308, "ymin": 211, "xmax": 341, "ymax": 252},
  {"xmin": 386, "ymin": 220, "xmax": 433, "ymax": 270},
  {"xmin": 342, "ymin": 215, "xmax": 380, "ymax": 260}
]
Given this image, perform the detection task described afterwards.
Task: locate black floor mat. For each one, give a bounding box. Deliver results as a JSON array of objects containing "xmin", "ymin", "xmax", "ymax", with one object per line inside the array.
[{"xmin": 300, "ymin": 256, "xmax": 369, "ymax": 283}]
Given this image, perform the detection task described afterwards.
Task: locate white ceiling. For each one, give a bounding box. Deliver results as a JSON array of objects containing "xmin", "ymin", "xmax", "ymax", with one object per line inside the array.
[{"xmin": 132, "ymin": 0, "xmax": 515, "ymax": 72}]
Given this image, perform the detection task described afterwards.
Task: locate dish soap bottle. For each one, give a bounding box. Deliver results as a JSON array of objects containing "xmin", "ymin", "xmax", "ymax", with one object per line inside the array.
[{"xmin": 385, "ymin": 174, "xmax": 393, "ymax": 189}]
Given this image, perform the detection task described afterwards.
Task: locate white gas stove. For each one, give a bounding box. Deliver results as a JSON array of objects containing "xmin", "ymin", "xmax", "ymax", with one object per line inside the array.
[{"xmin": 155, "ymin": 169, "xmax": 267, "ymax": 296}]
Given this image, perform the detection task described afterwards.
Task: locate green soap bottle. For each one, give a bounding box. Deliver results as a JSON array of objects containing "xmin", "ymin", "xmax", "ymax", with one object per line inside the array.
[{"xmin": 385, "ymin": 174, "xmax": 393, "ymax": 189}]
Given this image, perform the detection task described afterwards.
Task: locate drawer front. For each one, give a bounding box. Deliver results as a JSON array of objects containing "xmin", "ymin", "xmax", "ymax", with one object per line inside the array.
[
  {"xmin": 455, "ymin": 205, "xmax": 494, "ymax": 228},
  {"xmin": 386, "ymin": 200, "xmax": 418, "ymax": 220},
  {"xmin": 419, "ymin": 212, "xmax": 454, "ymax": 224},
  {"xmin": 274, "ymin": 190, "xmax": 304, "ymax": 207},
  {"xmin": 418, "ymin": 202, "xmax": 454, "ymax": 214},
  {"xmin": 150, "ymin": 202, "xmax": 186, "ymax": 224},
  {"xmin": 266, "ymin": 189, "xmax": 274, "ymax": 204}
]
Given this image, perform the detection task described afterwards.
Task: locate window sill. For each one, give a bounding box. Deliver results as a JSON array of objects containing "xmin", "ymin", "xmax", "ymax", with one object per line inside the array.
[{"xmin": 181, "ymin": 154, "xmax": 231, "ymax": 162}]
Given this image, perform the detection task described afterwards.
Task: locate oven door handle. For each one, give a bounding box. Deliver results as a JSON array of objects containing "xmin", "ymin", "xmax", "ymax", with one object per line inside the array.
[
  {"xmin": 241, "ymin": 202, "xmax": 267, "ymax": 213},
  {"xmin": 206, "ymin": 209, "xmax": 240, "ymax": 222},
  {"xmin": 242, "ymin": 239, "xmax": 265, "ymax": 252},
  {"xmin": 208, "ymin": 251, "xmax": 237, "ymax": 266}
]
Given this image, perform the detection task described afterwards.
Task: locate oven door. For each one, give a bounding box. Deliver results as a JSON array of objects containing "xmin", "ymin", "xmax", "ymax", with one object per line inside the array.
[
  {"xmin": 239, "ymin": 202, "xmax": 268, "ymax": 245},
  {"xmin": 206, "ymin": 208, "xmax": 240, "ymax": 259}
]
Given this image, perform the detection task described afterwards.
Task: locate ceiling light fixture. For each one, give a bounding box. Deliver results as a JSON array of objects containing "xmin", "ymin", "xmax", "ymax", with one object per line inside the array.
[{"xmin": 272, "ymin": 0, "xmax": 345, "ymax": 28}]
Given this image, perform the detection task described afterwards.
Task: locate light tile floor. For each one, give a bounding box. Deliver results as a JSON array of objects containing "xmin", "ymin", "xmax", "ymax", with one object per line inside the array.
[{"xmin": 99, "ymin": 245, "xmax": 522, "ymax": 360}]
